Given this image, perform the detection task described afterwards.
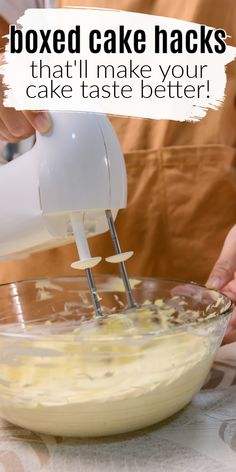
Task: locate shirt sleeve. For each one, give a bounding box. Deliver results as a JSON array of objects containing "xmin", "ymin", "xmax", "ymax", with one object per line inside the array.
[{"xmin": 0, "ymin": 0, "xmax": 45, "ymax": 24}]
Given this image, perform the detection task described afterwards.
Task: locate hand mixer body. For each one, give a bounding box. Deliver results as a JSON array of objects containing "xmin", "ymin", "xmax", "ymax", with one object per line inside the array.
[
  {"xmin": 0, "ymin": 112, "xmax": 137, "ymax": 315},
  {"xmin": 0, "ymin": 112, "xmax": 127, "ymax": 260}
]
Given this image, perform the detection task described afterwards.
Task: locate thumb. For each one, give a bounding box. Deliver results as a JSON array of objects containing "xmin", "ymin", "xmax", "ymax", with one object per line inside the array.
[
  {"xmin": 22, "ymin": 111, "xmax": 51, "ymax": 134},
  {"xmin": 207, "ymin": 225, "xmax": 236, "ymax": 290}
]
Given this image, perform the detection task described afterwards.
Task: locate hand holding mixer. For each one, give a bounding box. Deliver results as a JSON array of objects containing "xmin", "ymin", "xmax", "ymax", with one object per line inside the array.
[{"xmin": 0, "ymin": 112, "xmax": 138, "ymax": 317}]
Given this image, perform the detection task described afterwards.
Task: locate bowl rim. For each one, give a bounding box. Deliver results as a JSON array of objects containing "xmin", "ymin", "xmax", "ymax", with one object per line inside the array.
[{"xmin": 0, "ymin": 275, "xmax": 233, "ymax": 340}]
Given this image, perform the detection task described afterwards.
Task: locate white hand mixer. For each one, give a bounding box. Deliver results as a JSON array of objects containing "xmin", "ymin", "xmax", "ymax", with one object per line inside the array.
[{"xmin": 0, "ymin": 112, "xmax": 138, "ymax": 317}]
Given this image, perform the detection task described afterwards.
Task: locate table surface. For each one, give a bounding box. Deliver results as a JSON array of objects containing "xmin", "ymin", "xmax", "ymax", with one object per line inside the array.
[{"xmin": 0, "ymin": 343, "xmax": 235, "ymax": 472}]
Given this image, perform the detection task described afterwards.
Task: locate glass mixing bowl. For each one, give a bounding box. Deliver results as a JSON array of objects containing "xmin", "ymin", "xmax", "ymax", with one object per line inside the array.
[{"xmin": 0, "ymin": 276, "xmax": 232, "ymax": 437}]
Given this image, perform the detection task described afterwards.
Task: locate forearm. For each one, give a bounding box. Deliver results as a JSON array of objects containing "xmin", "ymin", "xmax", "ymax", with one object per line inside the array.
[{"xmin": 0, "ymin": 16, "xmax": 9, "ymax": 52}]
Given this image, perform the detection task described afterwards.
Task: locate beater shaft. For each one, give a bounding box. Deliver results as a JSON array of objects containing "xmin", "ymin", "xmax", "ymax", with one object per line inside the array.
[
  {"xmin": 70, "ymin": 214, "xmax": 103, "ymax": 318},
  {"xmin": 105, "ymin": 209, "xmax": 138, "ymax": 309},
  {"xmin": 85, "ymin": 268, "xmax": 103, "ymax": 318}
]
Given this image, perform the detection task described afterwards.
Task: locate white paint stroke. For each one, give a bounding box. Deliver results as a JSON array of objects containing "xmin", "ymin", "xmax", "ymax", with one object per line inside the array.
[{"xmin": 1, "ymin": 8, "xmax": 236, "ymax": 122}]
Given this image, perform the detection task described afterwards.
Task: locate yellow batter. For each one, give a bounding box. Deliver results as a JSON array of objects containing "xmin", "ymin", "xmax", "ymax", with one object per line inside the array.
[{"xmin": 0, "ymin": 322, "xmax": 214, "ymax": 437}]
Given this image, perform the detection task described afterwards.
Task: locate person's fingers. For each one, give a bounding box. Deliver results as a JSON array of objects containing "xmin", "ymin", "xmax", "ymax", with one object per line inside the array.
[
  {"xmin": 221, "ymin": 302, "xmax": 236, "ymax": 344},
  {"xmin": 0, "ymin": 108, "xmax": 51, "ymax": 142},
  {"xmin": 0, "ymin": 131, "xmax": 9, "ymax": 141},
  {"xmin": 207, "ymin": 225, "xmax": 236, "ymax": 290},
  {"xmin": 0, "ymin": 117, "xmax": 18, "ymax": 142},
  {"xmin": 230, "ymin": 308, "xmax": 236, "ymax": 328},
  {"xmin": 222, "ymin": 283, "xmax": 236, "ymax": 302},
  {"xmin": 22, "ymin": 111, "xmax": 51, "ymax": 134},
  {"xmin": 171, "ymin": 284, "xmax": 199, "ymax": 297},
  {"xmin": 1, "ymin": 107, "xmax": 35, "ymax": 140},
  {"xmin": 222, "ymin": 327, "xmax": 236, "ymax": 344},
  {"xmin": 1, "ymin": 52, "xmax": 50, "ymax": 139}
]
